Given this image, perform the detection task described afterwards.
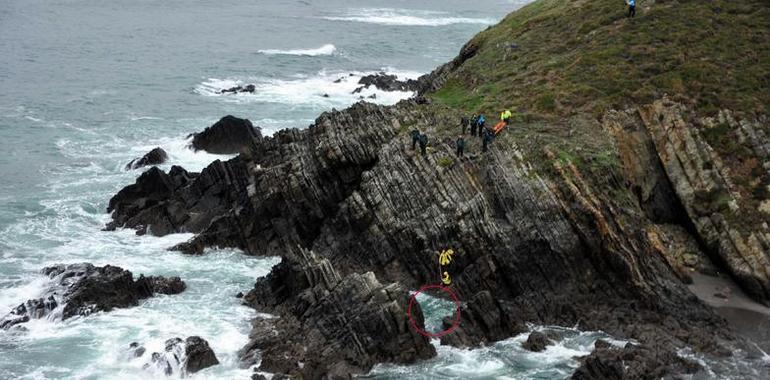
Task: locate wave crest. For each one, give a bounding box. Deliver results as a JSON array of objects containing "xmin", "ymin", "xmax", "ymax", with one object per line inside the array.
[
  {"xmin": 323, "ymin": 8, "xmax": 496, "ymax": 26},
  {"xmin": 258, "ymin": 44, "xmax": 337, "ymax": 56}
]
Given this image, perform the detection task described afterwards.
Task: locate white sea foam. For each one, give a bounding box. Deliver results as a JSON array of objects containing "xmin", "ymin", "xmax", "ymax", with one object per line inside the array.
[
  {"xmin": 323, "ymin": 8, "xmax": 497, "ymax": 27},
  {"xmin": 366, "ymin": 324, "xmax": 629, "ymax": 379},
  {"xmin": 258, "ymin": 43, "xmax": 337, "ymax": 56},
  {"xmin": 195, "ymin": 68, "xmax": 423, "ymax": 109}
]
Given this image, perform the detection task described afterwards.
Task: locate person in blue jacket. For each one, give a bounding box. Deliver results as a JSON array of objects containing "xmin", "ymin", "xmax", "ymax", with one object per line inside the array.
[
  {"xmin": 477, "ymin": 114, "xmax": 486, "ymax": 140},
  {"xmin": 627, "ymin": 0, "xmax": 636, "ymax": 18}
]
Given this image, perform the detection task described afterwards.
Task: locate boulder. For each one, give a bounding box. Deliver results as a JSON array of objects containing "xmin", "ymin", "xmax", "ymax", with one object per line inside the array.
[
  {"xmin": 125, "ymin": 148, "xmax": 168, "ymax": 170},
  {"xmin": 0, "ymin": 263, "xmax": 186, "ymax": 329},
  {"xmin": 521, "ymin": 331, "xmax": 552, "ymax": 352},
  {"xmin": 141, "ymin": 336, "xmax": 219, "ymax": 375},
  {"xmin": 190, "ymin": 115, "xmax": 262, "ymax": 154}
]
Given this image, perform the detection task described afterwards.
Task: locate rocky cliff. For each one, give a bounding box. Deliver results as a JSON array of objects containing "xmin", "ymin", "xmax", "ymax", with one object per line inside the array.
[{"xmin": 105, "ymin": 0, "xmax": 769, "ymax": 378}]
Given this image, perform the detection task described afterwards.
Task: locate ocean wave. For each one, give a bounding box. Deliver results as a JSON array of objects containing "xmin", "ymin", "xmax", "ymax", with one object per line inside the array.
[
  {"xmin": 258, "ymin": 43, "xmax": 337, "ymax": 56},
  {"xmin": 323, "ymin": 8, "xmax": 496, "ymax": 27},
  {"xmin": 194, "ymin": 68, "xmax": 423, "ymax": 109}
]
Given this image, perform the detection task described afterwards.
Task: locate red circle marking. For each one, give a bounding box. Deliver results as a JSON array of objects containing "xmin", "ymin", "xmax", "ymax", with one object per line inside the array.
[{"xmin": 406, "ymin": 284, "xmax": 462, "ymax": 338}]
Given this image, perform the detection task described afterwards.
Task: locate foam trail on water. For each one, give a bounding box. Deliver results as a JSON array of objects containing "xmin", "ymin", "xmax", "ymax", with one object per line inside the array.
[
  {"xmin": 323, "ymin": 8, "xmax": 497, "ymax": 26},
  {"xmin": 258, "ymin": 44, "xmax": 337, "ymax": 56}
]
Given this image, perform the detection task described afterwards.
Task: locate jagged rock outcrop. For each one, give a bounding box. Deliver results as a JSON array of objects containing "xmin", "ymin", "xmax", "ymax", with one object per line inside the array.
[
  {"xmin": 190, "ymin": 115, "xmax": 262, "ymax": 154},
  {"xmin": 0, "ymin": 264, "xmax": 185, "ymax": 329},
  {"xmin": 353, "ymin": 72, "xmax": 420, "ymax": 94},
  {"xmin": 240, "ymin": 248, "xmax": 435, "ymax": 379},
  {"xmin": 126, "ymin": 147, "xmax": 168, "ymax": 170},
  {"xmin": 136, "ymin": 336, "xmax": 219, "ymax": 376}
]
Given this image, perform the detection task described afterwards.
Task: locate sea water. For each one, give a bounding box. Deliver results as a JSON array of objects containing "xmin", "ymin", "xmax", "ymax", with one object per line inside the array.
[{"xmin": 0, "ymin": 0, "xmax": 707, "ymax": 378}]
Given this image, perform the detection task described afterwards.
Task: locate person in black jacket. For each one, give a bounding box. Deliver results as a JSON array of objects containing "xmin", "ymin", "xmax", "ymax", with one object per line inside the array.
[
  {"xmin": 419, "ymin": 133, "xmax": 428, "ymax": 156},
  {"xmin": 456, "ymin": 135, "xmax": 466, "ymax": 157},
  {"xmin": 410, "ymin": 129, "xmax": 420, "ymax": 150}
]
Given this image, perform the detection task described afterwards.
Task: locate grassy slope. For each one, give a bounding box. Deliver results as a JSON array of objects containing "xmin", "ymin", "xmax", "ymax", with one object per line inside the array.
[{"xmin": 430, "ymin": 0, "xmax": 769, "ymax": 119}]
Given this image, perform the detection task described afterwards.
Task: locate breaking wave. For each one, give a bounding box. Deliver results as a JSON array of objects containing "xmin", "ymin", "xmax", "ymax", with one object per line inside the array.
[
  {"xmin": 323, "ymin": 8, "xmax": 497, "ymax": 27},
  {"xmin": 258, "ymin": 44, "xmax": 337, "ymax": 56}
]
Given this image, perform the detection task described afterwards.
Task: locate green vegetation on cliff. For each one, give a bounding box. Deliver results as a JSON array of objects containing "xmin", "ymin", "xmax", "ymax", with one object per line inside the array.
[{"xmin": 430, "ymin": 0, "xmax": 769, "ymax": 118}]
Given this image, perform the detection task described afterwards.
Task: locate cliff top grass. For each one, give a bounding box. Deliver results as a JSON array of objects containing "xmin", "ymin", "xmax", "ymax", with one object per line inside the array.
[{"xmin": 429, "ymin": 0, "xmax": 769, "ymax": 119}]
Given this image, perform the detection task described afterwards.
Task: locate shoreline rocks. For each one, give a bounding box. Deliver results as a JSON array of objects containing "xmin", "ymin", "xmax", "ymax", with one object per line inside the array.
[
  {"xmin": 240, "ymin": 249, "xmax": 435, "ymax": 379},
  {"xmin": 189, "ymin": 115, "xmax": 262, "ymax": 154},
  {"xmin": 131, "ymin": 336, "xmax": 219, "ymax": 376},
  {"xmin": 126, "ymin": 147, "xmax": 168, "ymax": 170},
  {"xmin": 0, "ymin": 263, "xmax": 186, "ymax": 330},
  {"xmin": 352, "ymin": 72, "xmax": 420, "ymax": 94}
]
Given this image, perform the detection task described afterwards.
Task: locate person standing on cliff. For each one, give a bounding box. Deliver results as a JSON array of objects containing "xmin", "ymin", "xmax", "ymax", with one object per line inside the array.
[
  {"xmin": 419, "ymin": 133, "xmax": 428, "ymax": 156},
  {"xmin": 477, "ymin": 114, "xmax": 486, "ymax": 136},
  {"xmin": 456, "ymin": 135, "xmax": 466, "ymax": 158},
  {"xmin": 470, "ymin": 114, "xmax": 478, "ymax": 136},
  {"xmin": 627, "ymin": 0, "xmax": 636, "ymax": 18},
  {"xmin": 482, "ymin": 129, "xmax": 493, "ymax": 152},
  {"xmin": 460, "ymin": 115, "xmax": 469, "ymax": 135},
  {"xmin": 500, "ymin": 109, "xmax": 512, "ymax": 125},
  {"xmin": 410, "ymin": 129, "xmax": 420, "ymax": 150}
]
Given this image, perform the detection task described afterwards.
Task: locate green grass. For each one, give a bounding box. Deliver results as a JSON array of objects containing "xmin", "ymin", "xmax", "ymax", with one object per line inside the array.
[{"xmin": 426, "ymin": 0, "xmax": 769, "ymax": 118}]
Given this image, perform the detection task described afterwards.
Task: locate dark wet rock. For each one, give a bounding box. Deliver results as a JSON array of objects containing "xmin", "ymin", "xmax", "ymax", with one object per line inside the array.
[
  {"xmin": 135, "ymin": 275, "xmax": 186, "ymax": 295},
  {"xmin": 190, "ymin": 115, "xmax": 262, "ymax": 154},
  {"xmin": 571, "ymin": 342, "xmax": 701, "ymax": 380},
  {"xmin": 129, "ymin": 342, "xmax": 147, "ymax": 358},
  {"xmin": 522, "ymin": 331, "xmax": 552, "ymax": 352},
  {"xmin": 184, "ymin": 336, "xmax": 220, "ymax": 373},
  {"xmin": 235, "ymin": 292, "xmax": 243, "ymax": 298},
  {"xmin": 126, "ymin": 147, "xmax": 168, "ymax": 170},
  {"xmin": 220, "ymin": 84, "xmax": 256, "ymax": 94},
  {"xmin": 104, "ymin": 161, "xmax": 245, "ymax": 237},
  {"xmin": 141, "ymin": 336, "xmax": 219, "ymax": 375},
  {"xmin": 239, "ymin": 249, "xmax": 435, "ymax": 379},
  {"xmin": 352, "ymin": 72, "xmax": 420, "ymax": 94},
  {"xmin": 251, "ymin": 375, "xmax": 268, "ymax": 380},
  {"xmin": 0, "ymin": 263, "xmax": 185, "ymax": 329},
  {"xmin": 322, "ymin": 93, "xmax": 330, "ymax": 98}
]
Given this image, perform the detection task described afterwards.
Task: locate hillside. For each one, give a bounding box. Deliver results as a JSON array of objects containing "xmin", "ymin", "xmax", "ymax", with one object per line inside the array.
[
  {"xmin": 429, "ymin": 0, "xmax": 769, "ymax": 118},
  {"xmin": 104, "ymin": 0, "xmax": 770, "ymax": 378}
]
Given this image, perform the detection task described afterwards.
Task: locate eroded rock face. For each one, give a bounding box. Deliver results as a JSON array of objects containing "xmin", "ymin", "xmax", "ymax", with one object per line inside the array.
[
  {"xmin": 190, "ymin": 115, "xmax": 262, "ymax": 154},
  {"xmin": 138, "ymin": 336, "xmax": 219, "ymax": 376},
  {"xmin": 240, "ymin": 249, "xmax": 435, "ymax": 379},
  {"xmin": 605, "ymin": 98, "xmax": 770, "ymax": 303},
  {"xmin": 126, "ymin": 147, "xmax": 168, "ymax": 170},
  {"xmin": 0, "ymin": 264, "xmax": 186, "ymax": 329}
]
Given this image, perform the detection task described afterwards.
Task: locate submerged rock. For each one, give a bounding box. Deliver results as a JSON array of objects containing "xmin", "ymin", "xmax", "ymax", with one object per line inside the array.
[
  {"xmin": 220, "ymin": 84, "xmax": 255, "ymax": 94},
  {"xmin": 126, "ymin": 147, "xmax": 168, "ymax": 170},
  {"xmin": 521, "ymin": 331, "xmax": 552, "ymax": 352},
  {"xmin": 190, "ymin": 115, "xmax": 262, "ymax": 154},
  {"xmin": 0, "ymin": 263, "xmax": 185, "ymax": 329},
  {"xmin": 139, "ymin": 336, "xmax": 219, "ymax": 376}
]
